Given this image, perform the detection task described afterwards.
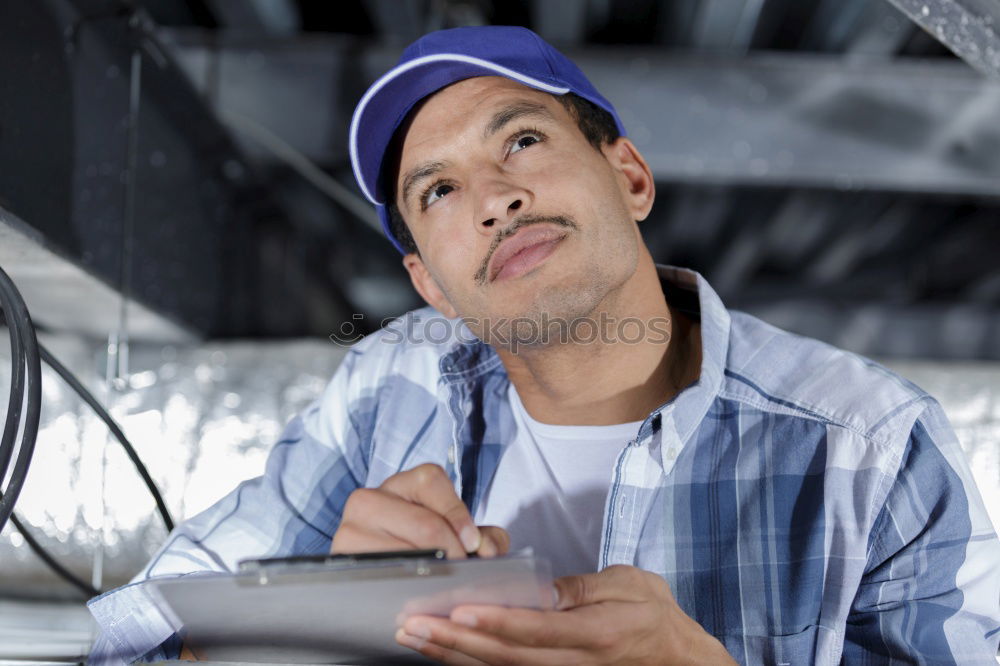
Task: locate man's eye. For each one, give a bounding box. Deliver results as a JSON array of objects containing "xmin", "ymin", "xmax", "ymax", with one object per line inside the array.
[
  {"xmin": 509, "ymin": 131, "xmax": 543, "ymax": 155},
  {"xmin": 423, "ymin": 183, "xmax": 454, "ymax": 208}
]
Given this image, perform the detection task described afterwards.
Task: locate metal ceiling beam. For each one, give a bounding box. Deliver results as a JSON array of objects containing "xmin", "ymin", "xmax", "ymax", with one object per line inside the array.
[
  {"xmin": 0, "ymin": 206, "xmax": 194, "ymax": 343},
  {"xmin": 585, "ymin": 51, "xmax": 1000, "ymax": 197},
  {"xmin": 205, "ymin": 0, "xmax": 300, "ymax": 35},
  {"xmin": 884, "ymin": 0, "xmax": 1000, "ymax": 78},
  {"xmin": 745, "ymin": 300, "xmax": 1000, "ymax": 359},
  {"xmin": 2, "ymin": 2, "xmax": 274, "ymax": 338},
  {"xmin": 161, "ymin": 30, "xmax": 1000, "ymax": 197}
]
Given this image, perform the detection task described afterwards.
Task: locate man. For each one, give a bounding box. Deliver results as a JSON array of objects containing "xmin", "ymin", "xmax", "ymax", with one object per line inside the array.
[{"xmin": 90, "ymin": 26, "xmax": 1000, "ymax": 664}]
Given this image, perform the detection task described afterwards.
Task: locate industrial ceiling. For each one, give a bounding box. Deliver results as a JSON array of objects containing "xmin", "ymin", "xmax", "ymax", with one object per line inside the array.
[{"xmin": 2, "ymin": 0, "xmax": 999, "ymax": 359}]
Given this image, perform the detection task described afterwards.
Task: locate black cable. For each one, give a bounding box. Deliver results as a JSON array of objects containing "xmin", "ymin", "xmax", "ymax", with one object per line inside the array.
[
  {"xmin": 0, "ymin": 277, "xmax": 174, "ymax": 533},
  {"xmin": 0, "ymin": 264, "xmax": 42, "ymax": 534},
  {"xmin": 9, "ymin": 512, "xmax": 99, "ymax": 598},
  {"xmin": 1, "ymin": 262, "xmax": 174, "ymax": 597},
  {"xmin": 0, "ymin": 275, "xmax": 24, "ymax": 487},
  {"xmin": 38, "ymin": 342, "xmax": 174, "ymax": 532}
]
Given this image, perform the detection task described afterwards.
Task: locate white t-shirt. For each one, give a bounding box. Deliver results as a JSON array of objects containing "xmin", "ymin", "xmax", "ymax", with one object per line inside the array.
[{"xmin": 474, "ymin": 383, "xmax": 644, "ymax": 578}]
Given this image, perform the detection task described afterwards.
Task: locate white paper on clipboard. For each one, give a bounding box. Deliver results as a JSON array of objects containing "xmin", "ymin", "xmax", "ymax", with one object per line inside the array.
[{"xmin": 148, "ymin": 550, "xmax": 553, "ymax": 665}]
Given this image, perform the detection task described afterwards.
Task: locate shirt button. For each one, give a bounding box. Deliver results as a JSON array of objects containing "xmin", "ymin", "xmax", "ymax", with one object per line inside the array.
[{"xmin": 447, "ymin": 448, "xmax": 456, "ymax": 464}]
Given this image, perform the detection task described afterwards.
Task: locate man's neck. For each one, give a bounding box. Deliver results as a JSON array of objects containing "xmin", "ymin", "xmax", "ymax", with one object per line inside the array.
[{"xmin": 497, "ymin": 259, "xmax": 702, "ymax": 426}]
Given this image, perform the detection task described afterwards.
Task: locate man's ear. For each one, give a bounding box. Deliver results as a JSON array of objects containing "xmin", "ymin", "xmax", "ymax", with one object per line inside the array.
[
  {"xmin": 402, "ymin": 253, "xmax": 459, "ymax": 319},
  {"xmin": 603, "ymin": 137, "xmax": 655, "ymax": 222}
]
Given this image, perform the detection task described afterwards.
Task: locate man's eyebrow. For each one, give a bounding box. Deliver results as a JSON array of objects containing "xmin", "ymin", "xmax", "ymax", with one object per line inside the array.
[
  {"xmin": 400, "ymin": 160, "xmax": 448, "ymax": 208},
  {"xmin": 483, "ymin": 101, "xmax": 556, "ymax": 139}
]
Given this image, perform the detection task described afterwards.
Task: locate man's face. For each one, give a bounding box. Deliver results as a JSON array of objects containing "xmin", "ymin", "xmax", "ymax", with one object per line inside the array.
[{"xmin": 395, "ymin": 76, "xmax": 648, "ymax": 346}]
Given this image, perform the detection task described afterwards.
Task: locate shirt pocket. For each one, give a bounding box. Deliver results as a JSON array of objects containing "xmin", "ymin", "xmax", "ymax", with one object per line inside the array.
[{"xmin": 717, "ymin": 624, "xmax": 838, "ymax": 666}]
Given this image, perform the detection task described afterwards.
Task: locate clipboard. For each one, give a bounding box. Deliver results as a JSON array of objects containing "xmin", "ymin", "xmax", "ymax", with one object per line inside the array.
[{"xmin": 148, "ymin": 550, "xmax": 553, "ymax": 664}]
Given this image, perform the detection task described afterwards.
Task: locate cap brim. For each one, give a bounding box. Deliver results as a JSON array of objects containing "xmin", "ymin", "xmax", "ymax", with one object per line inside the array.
[{"xmin": 349, "ymin": 54, "xmax": 570, "ymax": 207}]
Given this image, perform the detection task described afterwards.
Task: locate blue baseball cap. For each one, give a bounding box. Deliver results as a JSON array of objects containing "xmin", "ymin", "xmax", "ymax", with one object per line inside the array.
[{"xmin": 349, "ymin": 25, "xmax": 627, "ymax": 254}]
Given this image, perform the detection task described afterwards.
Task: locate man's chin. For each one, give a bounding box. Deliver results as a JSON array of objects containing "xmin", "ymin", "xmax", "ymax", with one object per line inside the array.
[{"xmin": 466, "ymin": 307, "xmax": 593, "ymax": 355}]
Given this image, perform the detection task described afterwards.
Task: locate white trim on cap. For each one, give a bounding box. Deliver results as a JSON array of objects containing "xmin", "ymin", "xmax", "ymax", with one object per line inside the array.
[{"xmin": 349, "ymin": 53, "xmax": 571, "ymax": 204}]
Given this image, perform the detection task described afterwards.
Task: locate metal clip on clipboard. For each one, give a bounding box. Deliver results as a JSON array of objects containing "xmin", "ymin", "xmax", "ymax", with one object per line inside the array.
[{"xmin": 237, "ymin": 548, "xmax": 449, "ymax": 587}]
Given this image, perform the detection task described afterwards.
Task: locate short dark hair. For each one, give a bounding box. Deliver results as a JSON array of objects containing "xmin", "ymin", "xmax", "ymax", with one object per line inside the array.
[{"xmin": 382, "ymin": 92, "xmax": 621, "ymax": 255}]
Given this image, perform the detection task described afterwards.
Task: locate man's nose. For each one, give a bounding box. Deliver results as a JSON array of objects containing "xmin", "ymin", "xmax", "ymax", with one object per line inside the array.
[{"xmin": 473, "ymin": 177, "xmax": 532, "ymax": 237}]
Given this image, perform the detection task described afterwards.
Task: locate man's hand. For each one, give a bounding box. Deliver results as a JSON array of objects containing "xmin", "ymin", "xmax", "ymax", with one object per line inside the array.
[
  {"xmin": 331, "ymin": 463, "xmax": 509, "ymax": 560},
  {"xmin": 394, "ymin": 564, "xmax": 736, "ymax": 665}
]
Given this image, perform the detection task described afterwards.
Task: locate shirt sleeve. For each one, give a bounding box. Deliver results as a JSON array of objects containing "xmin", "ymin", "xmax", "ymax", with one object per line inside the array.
[
  {"xmin": 842, "ymin": 400, "xmax": 1000, "ymax": 664},
  {"xmin": 87, "ymin": 350, "xmax": 371, "ymax": 664}
]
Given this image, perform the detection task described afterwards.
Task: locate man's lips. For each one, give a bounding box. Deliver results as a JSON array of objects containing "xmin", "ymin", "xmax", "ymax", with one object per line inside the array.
[{"xmin": 488, "ymin": 226, "xmax": 568, "ymax": 282}]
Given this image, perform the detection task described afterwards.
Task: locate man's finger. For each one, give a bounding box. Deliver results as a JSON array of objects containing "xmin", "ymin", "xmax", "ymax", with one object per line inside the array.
[
  {"xmin": 380, "ymin": 463, "xmax": 481, "ymax": 552},
  {"xmin": 554, "ymin": 565, "xmax": 653, "ymax": 610},
  {"xmin": 329, "ymin": 522, "xmax": 420, "ymax": 555},
  {"xmin": 445, "ymin": 606, "xmax": 597, "ymax": 649},
  {"xmin": 476, "ymin": 526, "xmax": 510, "ymax": 558},
  {"xmin": 395, "ymin": 627, "xmax": 490, "ymax": 666},
  {"xmin": 400, "ymin": 616, "xmax": 583, "ymax": 666},
  {"xmin": 336, "ymin": 487, "xmax": 468, "ymax": 558}
]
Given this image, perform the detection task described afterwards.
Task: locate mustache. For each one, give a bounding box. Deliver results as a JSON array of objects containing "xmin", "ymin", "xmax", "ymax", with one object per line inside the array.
[{"xmin": 474, "ymin": 214, "xmax": 578, "ymax": 285}]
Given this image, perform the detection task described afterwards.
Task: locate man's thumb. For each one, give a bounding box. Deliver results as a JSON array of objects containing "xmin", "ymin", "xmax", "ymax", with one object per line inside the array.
[
  {"xmin": 553, "ymin": 572, "xmax": 597, "ymax": 610},
  {"xmin": 554, "ymin": 565, "xmax": 645, "ymax": 610}
]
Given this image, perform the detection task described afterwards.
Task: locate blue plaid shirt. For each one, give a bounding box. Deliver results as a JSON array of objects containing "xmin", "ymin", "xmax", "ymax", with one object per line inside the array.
[{"xmin": 89, "ymin": 265, "xmax": 1000, "ymax": 664}]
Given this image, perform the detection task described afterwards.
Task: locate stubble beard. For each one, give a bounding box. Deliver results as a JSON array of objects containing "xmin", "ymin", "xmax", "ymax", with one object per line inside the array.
[
  {"xmin": 466, "ymin": 202, "xmax": 640, "ymax": 353},
  {"xmin": 483, "ymin": 240, "xmax": 637, "ymax": 353}
]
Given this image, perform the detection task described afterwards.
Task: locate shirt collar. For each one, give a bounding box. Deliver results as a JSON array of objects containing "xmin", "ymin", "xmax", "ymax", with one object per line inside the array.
[{"xmin": 650, "ymin": 265, "xmax": 731, "ymax": 457}]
